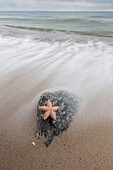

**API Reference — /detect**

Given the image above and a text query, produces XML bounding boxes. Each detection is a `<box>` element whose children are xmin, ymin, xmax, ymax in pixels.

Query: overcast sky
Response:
<box><xmin>0</xmin><ymin>0</ymin><xmax>113</xmax><ymax>11</ymax></box>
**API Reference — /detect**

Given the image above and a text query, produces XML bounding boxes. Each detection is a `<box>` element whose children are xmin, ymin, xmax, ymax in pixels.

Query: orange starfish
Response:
<box><xmin>39</xmin><ymin>100</ymin><xmax>59</xmax><ymax>120</ymax></box>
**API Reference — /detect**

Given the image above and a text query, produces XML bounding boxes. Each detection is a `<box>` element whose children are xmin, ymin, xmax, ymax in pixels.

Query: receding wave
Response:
<box><xmin>5</xmin><ymin>24</ymin><xmax>113</xmax><ymax>37</ymax></box>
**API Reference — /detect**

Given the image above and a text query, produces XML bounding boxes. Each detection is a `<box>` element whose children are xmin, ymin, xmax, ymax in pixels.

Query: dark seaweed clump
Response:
<box><xmin>37</xmin><ymin>90</ymin><xmax>82</xmax><ymax>147</ymax></box>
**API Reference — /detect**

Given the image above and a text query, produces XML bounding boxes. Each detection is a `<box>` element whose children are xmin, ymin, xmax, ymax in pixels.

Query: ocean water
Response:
<box><xmin>0</xmin><ymin>11</ymin><xmax>113</xmax><ymax>37</ymax></box>
<box><xmin>0</xmin><ymin>11</ymin><xmax>113</xmax><ymax>104</ymax></box>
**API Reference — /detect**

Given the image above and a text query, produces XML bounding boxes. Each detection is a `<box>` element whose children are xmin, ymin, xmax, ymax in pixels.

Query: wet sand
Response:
<box><xmin>0</xmin><ymin>86</ymin><xmax>113</xmax><ymax>170</ymax></box>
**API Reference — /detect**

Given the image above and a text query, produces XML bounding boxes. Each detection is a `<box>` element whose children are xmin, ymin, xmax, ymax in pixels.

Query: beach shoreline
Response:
<box><xmin>0</xmin><ymin>11</ymin><xmax>113</xmax><ymax>170</ymax></box>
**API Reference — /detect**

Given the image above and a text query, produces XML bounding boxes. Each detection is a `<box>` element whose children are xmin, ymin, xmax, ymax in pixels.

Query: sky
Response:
<box><xmin>0</xmin><ymin>0</ymin><xmax>113</xmax><ymax>11</ymax></box>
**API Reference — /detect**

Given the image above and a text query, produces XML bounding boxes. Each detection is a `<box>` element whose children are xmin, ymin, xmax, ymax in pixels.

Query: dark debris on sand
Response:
<box><xmin>37</xmin><ymin>90</ymin><xmax>82</xmax><ymax>147</ymax></box>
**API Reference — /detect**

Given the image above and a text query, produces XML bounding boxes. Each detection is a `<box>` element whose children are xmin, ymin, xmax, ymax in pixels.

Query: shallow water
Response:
<box><xmin>0</xmin><ymin>32</ymin><xmax>113</xmax><ymax>102</ymax></box>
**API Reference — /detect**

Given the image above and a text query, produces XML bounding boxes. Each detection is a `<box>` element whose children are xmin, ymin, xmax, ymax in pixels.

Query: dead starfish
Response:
<box><xmin>39</xmin><ymin>100</ymin><xmax>59</xmax><ymax>120</ymax></box>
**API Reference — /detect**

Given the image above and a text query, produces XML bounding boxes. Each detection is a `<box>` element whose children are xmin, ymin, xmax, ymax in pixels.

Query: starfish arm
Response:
<box><xmin>43</xmin><ymin>110</ymin><xmax>50</xmax><ymax>120</ymax></box>
<box><xmin>52</xmin><ymin>106</ymin><xmax>59</xmax><ymax>112</ymax></box>
<box><xmin>47</xmin><ymin>100</ymin><xmax>52</xmax><ymax>108</ymax></box>
<box><xmin>51</xmin><ymin>111</ymin><xmax>56</xmax><ymax>120</ymax></box>
<box><xmin>39</xmin><ymin>106</ymin><xmax>49</xmax><ymax>111</ymax></box>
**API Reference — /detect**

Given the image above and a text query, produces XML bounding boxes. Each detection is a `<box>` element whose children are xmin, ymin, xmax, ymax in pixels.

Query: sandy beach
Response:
<box><xmin>0</xmin><ymin>85</ymin><xmax>113</xmax><ymax>170</ymax></box>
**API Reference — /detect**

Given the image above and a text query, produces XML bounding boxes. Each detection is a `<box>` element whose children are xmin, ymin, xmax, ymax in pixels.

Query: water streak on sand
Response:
<box><xmin>0</xmin><ymin>35</ymin><xmax>113</xmax><ymax>102</ymax></box>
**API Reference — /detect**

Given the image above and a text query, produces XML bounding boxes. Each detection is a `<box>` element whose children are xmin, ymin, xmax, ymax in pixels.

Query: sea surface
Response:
<box><xmin>0</xmin><ymin>11</ymin><xmax>113</xmax><ymax>37</ymax></box>
<box><xmin>0</xmin><ymin>11</ymin><xmax>113</xmax><ymax>104</ymax></box>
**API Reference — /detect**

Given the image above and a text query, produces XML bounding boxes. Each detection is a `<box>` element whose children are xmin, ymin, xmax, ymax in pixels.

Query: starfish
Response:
<box><xmin>39</xmin><ymin>100</ymin><xmax>59</xmax><ymax>120</ymax></box>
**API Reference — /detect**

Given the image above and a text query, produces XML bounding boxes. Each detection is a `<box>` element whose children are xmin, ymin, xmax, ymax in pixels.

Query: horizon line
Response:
<box><xmin>0</xmin><ymin>10</ymin><xmax>113</xmax><ymax>12</ymax></box>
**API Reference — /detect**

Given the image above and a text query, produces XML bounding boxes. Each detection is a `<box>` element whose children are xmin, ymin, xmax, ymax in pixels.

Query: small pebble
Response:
<box><xmin>31</xmin><ymin>142</ymin><xmax>35</xmax><ymax>145</ymax></box>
